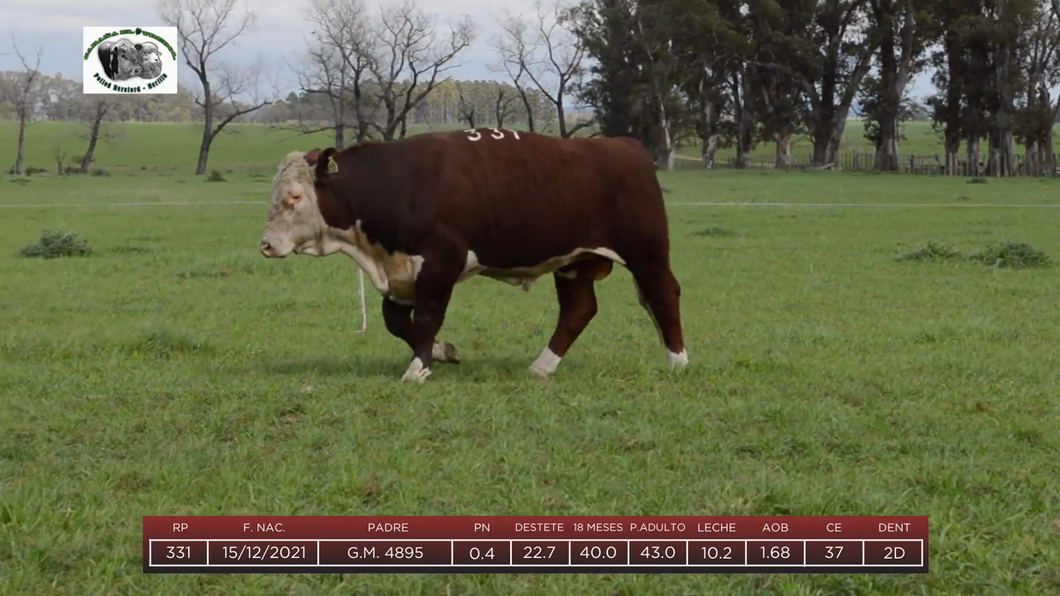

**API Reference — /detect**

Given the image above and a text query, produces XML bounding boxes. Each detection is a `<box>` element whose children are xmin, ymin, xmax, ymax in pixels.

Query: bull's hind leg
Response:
<box><xmin>530</xmin><ymin>258</ymin><xmax>613</xmax><ymax>378</ymax></box>
<box><xmin>381</xmin><ymin>298</ymin><xmax>460</xmax><ymax>365</ymax></box>
<box><xmin>627</xmin><ymin>260</ymin><xmax>687</xmax><ymax>371</ymax></box>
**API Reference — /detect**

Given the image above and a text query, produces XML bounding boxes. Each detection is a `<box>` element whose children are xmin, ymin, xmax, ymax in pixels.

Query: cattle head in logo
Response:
<box><xmin>138</xmin><ymin>42</ymin><xmax>163</xmax><ymax>79</ymax></box>
<box><xmin>97</xmin><ymin>38</ymin><xmax>139</xmax><ymax>79</ymax></box>
<box><xmin>97</xmin><ymin>37</ymin><xmax>163</xmax><ymax>81</ymax></box>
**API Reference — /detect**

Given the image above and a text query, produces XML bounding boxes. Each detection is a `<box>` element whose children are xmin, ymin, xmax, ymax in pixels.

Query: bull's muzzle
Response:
<box><xmin>259</xmin><ymin>240</ymin><xmax>276</xmax><ymax>257</ymax></box>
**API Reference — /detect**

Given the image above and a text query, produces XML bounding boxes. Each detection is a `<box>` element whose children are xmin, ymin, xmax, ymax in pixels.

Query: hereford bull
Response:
<box><xmin>258</xmin><ymin>128</ymin><xmax>687</xmax><ymax>382</ymax></box>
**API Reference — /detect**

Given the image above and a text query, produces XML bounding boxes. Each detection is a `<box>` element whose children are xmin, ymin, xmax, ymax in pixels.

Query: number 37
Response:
<box><xmin>465</xmin><ymin>128</ymin><xmax>520</xmax><ymax>141</ymax></box>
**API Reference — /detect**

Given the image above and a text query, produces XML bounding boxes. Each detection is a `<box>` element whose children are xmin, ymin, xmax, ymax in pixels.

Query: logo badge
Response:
<box><xmin>83</xmin><ymin>27</ymin><xmax>178</xmax><ymax>94</ymax></box>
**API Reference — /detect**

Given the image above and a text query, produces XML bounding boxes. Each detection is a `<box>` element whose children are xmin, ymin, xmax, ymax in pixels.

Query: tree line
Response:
<box><xmin>0</xmin><ymin>74</ymin><xmax>559</xmax><ymax>129</ymax></box>
<box><xmin>567</xmin><ymin>0</ymin><xmax>1060</xmax><ymax>176</ymax></box>
<box><xmin>5</xmin><ymin>0</ymin><xmax>1060</xmax><ymax>176</ymax></box>
<box><xmin>265</xmin><ymin>79</ymin><xmax>561</xmax><ymax>142</ymax></box>
<box><xmin>2</xmin><ymin>0</ymin><xmax>585</xmax><ymax>174</ymax></box>
<box><xmin>0</xmin><ymin>70</ymin><xmax>562</xmax><ymax>174</ymax></box>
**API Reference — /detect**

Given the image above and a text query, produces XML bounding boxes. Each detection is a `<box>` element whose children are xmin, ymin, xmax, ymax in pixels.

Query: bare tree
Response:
<box><xmin>78</xmin><ymin>98</ymin><xmax>116</xmax><ymax>173</ymax></box>
<box><xmin>454</xmin><ymin>81</ymin><xmax>477</xmax><ymax>128</ymax></box>
<box><xmin>291</xmin><ymin>37</ymin><xmax>352</xmax><ymax>147</ymax></box>
<box><xmin>4</xmin><ymin>35</ymin><xmax>44</xmax><ymax>175</ymax></box>
<box><xmin>50</xmin><ymin>135</ymin><xmax>69</xmax><ymax>175</ymax></box>
<box><xmin>501</xmin><ymin>1</ymin><xmax>593</xmax><ymax>138</ymax></box>
<box><xmin>158</xmin><ymin>0</ymin><xmax>276</xmax><ymax>174</ymax></box>
<box><xmin>493</xmin><ymin>85</ymin><xmax>519</xmax><ymax>128</ymax></box>
<box><xmin>289</xmin><ymin>0</ymin><xmax>377</xmax><ymax>148</ymax></box>
<box><xmin>364</xmin><ymin>0</ymin><xmax>475</xmax><ymax>140</ymax></box>
<box><xmin>492</xmin><ymin>14</ymin><xmax>538</xmax><ymax>131</ymax></box>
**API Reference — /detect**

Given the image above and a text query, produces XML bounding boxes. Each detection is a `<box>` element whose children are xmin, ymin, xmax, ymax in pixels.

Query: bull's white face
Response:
<box><xmin>259</xmin><ymin>154</ymin><xmax>332</xmax><ymax>258</ymax></box>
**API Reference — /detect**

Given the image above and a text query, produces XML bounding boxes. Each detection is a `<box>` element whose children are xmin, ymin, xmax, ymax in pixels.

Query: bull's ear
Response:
<box><xmin>315</xmin><ymin>148</ymin><xmax>338</xmax><ymax>180</ymax></box>
<box><xmin>304</xmin><ymin>148</ymin><xmax>322</xmax><ymax>166</ymax></box>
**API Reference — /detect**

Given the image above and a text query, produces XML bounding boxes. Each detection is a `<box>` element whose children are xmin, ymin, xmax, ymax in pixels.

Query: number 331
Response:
<box><xmin>465</xmin><ymin>128</ymin><xmax>521</xmax><ymax>141</ymax></box>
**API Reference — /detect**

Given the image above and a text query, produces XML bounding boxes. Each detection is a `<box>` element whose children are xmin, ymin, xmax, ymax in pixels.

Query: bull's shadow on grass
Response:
<box><xmin>260</xmin><ymin>356</ymin><xmax>394</xmax><ymax>377</ymax></box>
<box><xmin>124</xmin><ymin>330</ymin><xmax>214</xmax><ymax>358</ymax></box>
<box><xmin>692</xmin><ymin>226</ymin><xmax>738</xmax><ymax>238</ymax></box>
<box><xmin>108</xmin><ymin>244</ymin><xmax>152</xmax><ymax>255</ymax></box>
<box><xmin>257</xmin><ymin>353</ymin><xmax>532</xmax><ymax>381</ymax></box>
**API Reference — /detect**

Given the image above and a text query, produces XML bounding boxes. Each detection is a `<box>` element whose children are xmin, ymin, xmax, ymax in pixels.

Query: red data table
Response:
<box><xmin>143</xmin><ymin>516</ymin><xmax>928</xmax><ymax>574</ymax></box>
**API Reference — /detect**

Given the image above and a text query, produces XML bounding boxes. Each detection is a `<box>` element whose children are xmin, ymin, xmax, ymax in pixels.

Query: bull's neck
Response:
<box><xmin>311</xmin><ymin>225</ymin><xmax>350</xmax><ymax>256</ymax></box>
<box><xmin>326</xmin><ymin>223</ymin><xmax>392</xmax><ymax>296</ymax></box>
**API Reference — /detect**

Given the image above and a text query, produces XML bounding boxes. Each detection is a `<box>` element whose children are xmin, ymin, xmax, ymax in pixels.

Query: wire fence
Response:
<box><xmin>672</xmin><ymin>152</ymin><xmax>1060</xmax><ymax>177</ymax></box>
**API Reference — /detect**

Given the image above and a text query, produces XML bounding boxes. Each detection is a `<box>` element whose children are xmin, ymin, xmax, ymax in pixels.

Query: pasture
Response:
<box><xmin>1</xmin><ymin>125</ymin><xmax>1060</xmax><ymax>595</ymax></box>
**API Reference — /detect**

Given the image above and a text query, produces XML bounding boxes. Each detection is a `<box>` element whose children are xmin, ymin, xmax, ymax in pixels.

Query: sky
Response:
<box><xmin>0</xmin><ymin>0</ymin><xmax>937</xmax><ymax>106</ymax></box>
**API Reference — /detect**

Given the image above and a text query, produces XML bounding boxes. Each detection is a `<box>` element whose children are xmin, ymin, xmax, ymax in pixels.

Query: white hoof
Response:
<box><xmin>401</xmin><ymin>357</ymin><xmax>432</xmax><ymax>383</ymax></box>
<box><xmin>432</xmin><ymin>342</ymin><xmax>460</xmax><ymax>363</ymax></box>
<box><xmin>667</xmin><ymin>350</ymin><xmax>689</xmax><ymax>371</ymax></box>
<box><xmin>529</xmin><ymin>348</ymin><xmax>562</xmax><ymax>379</ymax></box>
<box><xmin>529</xmin><ymin>364</ymin><xmax>552</xmax><ymax>379</ymax></box>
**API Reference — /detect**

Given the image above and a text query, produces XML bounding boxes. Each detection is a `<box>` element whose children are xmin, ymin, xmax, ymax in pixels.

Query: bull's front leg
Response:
<box><xmin>381</xmin><ymin>298</ymin><xmax>461</xmax><ymax>366</ymax></box>
<box><xmin>401</xmin><ymin>255</ymin><xmax>462</xmax><ymax>383</ymax></box>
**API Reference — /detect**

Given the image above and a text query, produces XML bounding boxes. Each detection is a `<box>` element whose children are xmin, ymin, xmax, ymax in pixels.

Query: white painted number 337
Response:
<box><xmin>465</xmin><ymin>128</ymin><xmax>521</xmax><ymax>141</ymax></box>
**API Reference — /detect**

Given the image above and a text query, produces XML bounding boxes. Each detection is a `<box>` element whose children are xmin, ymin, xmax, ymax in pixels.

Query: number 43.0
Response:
<box><xmin>465</xmin><ymin>128</ymin><xmax>521</xmax><ymax>141</ymax></box>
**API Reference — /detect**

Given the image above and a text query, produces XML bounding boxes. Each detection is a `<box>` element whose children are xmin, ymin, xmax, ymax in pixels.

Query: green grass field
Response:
<box><xmin>2</xmin><ymin>124</ymin><xmax>1060</xmax><ymax>595</ymax></box>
